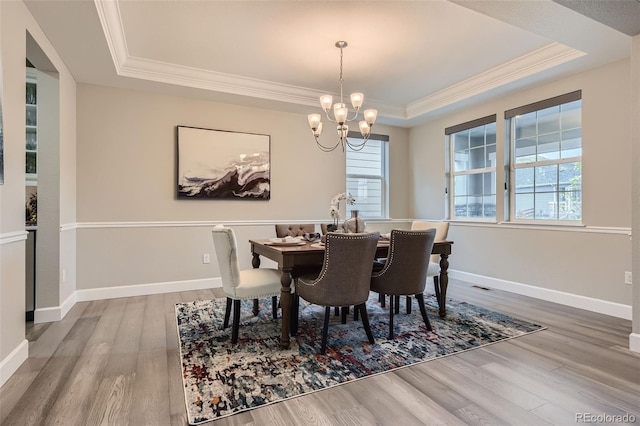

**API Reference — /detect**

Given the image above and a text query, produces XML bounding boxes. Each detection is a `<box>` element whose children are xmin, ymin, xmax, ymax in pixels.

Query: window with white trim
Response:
<box><xmin>446</xmin><ymin>115</ymin><xmax>497</xmax><ymax>220</ymax></box>
<box><xmin>506</xmin><ymin>91</ymin><xmax>582</xmax><ymax>221</ymax></box>
<box><xmin>346</xmin><ymin>134</ymin><xmax>388</xmax><ymax>219</ymax></box>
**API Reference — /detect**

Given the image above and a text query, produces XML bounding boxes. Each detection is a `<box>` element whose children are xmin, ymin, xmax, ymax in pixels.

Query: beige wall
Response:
<box><xmin>0</xmin><ymin>1</ymin><xmax>76</xmax><ymax>379</ymax></box>
<box><xmin>75</xmin><ymin>84</ymin><xmax>410</xmax><ymax>290</ymax></box>
<box><xmin>410</xmin><ymin>59</ymin><xmax>633</xmax><ymax>306</ymax></box>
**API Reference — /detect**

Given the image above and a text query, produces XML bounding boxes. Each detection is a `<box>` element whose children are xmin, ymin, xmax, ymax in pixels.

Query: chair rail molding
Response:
<box><xmin>0</xmin><ymin>231</ymin><xmax>28</xmax><ymax>245</ymax></box>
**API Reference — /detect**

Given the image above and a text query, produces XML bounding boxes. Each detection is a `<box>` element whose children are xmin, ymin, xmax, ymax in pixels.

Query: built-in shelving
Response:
<box><xmin>26</xmin><ymin>68</ymin><xmax>37</xmax><ymax>184</ymax></box>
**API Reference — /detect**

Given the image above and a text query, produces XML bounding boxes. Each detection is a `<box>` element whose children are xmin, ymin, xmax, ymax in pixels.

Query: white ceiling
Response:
<box><xmin>24</xmin><ymin>0</ymin><xmax>637</xmax><ymax>127</ymax></box>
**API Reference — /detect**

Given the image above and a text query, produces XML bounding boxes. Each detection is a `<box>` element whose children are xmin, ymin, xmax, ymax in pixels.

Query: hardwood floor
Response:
<box><xmin>1</xmin><ymin>280</ymin><xmax>638</xmax><ymax>425</ymax></box>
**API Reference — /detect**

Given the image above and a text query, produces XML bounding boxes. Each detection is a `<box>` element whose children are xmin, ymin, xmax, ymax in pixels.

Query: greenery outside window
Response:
<box><xmin>346</xmin><ymin>133</ymin><xmax>389</xmax><ymax>219</ymax></box>
<box><xmin>506</xmin><ymin>91</ymin><xmax>582</xmax><ymax>222</ymax></box>
<box><xmin>446</xmin><ymin>115</ymin><xmax>497</xmax><ymax>220</ymax></box>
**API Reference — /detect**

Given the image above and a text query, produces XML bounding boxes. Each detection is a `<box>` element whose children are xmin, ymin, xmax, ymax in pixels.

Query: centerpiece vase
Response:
<box><xmin>343</xmin><ymin>210</ymin><xmax>365</xmax><ymax>233</ymax></box>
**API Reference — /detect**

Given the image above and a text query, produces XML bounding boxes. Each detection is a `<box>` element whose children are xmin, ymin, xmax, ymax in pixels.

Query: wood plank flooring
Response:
<box><xmin>1</xmin><ymin>280</ymin><xmax>638</xmax><ymax>425</ymax></box>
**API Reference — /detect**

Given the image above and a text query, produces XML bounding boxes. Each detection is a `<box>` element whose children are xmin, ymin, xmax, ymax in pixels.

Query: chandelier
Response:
<box><xmin>307</xmin><ymin>41</ymin><xmax>378</xmax><ymax>152</ymax></box>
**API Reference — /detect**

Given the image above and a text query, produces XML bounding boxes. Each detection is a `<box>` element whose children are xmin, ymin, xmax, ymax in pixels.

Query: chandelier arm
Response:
<box><xmin>314</xmin><ymin>135</ymin><xmax>342</xmax><ymax>152</ymax></box>
<box><xmin>345</xmin><ymin>108</ymin><xmax>361</xmax><ymax>122</ymax></box>
<box><xmin>345</xmin><ymin>136</ymin><xmax>370</xmax><ymax>151</ymax></box>
<box><xmin>323</xmin><ymin>110</ymin><xmax>337</xmax><ymax>123</ymax></box>
<box><xmin>346</xmin><ymin>143</ymin><xmax>368</xmax><ymax>152</ymax></box>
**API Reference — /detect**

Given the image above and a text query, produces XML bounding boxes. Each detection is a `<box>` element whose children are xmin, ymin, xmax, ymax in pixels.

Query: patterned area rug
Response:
<box><xmin>176</xmin><ymin>293</ymin><xmax>544</xmax><ymax>424</ymax></box>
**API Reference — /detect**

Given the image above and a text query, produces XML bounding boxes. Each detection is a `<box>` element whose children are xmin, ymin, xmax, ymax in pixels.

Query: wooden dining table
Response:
<box><xmin>250</xmin><ymin>238</ymin><xmax>453</xmax><ymax>349</ymax></box>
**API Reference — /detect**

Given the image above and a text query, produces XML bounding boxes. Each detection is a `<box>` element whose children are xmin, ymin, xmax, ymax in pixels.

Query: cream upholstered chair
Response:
<box><xmin>211</xmin><ymin>226</ymin><xmax>282</xmax><ymax>344</ymax></box>
<box><xmin>370</xmin><ymin>229</ymin><xmax>436</xmax><ymax>339</ymax></box>
<box><xmin>294</xmin><ymin>232</ymin><xmax>380</xmax><ymax>354</ymax></box>
<box><xmin>408</xmin><ymin>220</ymin><xmax>450</xmax><ymax>312</ymax></box>
<box><xmin>275</xmin><ymin>224</ymin><xmax>315</xmax><ymax>238</ymax></box>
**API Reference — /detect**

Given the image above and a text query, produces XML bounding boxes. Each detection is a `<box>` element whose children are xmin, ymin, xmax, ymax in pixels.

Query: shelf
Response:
<box><xmin>26</xmin><ymin>69</ymin><xmax>38</xmax><ymax>183</ymax></box>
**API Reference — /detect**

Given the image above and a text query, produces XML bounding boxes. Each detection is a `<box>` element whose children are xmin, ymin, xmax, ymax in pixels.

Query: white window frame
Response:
<box><xmin>505</xmin><ymin>90</ymin><xmax>582</xmax><ymax>224</ymax></box>
<box><xmin>346</xmin><ymin>133</ymin><xmax>389</xmax><ymax>219</ymax></box>
<box><xmin>445</xmin><ymin>115</ymin><xmax>497</xmax><ymax>221</ymax></box>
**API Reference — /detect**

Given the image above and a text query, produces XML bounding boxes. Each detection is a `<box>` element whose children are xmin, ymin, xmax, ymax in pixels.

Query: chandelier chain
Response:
<box><xmin>339</xmin><ymin>46</ymin><xmax>344</xmax><ymax>103</ymax></box>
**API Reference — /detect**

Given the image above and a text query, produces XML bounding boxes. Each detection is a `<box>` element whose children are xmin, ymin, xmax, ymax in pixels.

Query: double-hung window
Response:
<box><xmin>446</xmin><ymin>115</ymin><xmax>497</xmax><ymax>220</ymax></box>
<box><xmin>346</xmin><ymin>133</ymin><xmax>389</xmax><ymax>219</ymax></box>
<box><xmin>505</xmin><ymin>91</ymin><xmax>582</xmax><ymax>222</ymax></box>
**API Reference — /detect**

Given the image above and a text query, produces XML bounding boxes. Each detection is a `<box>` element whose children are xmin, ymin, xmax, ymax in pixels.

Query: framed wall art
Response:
<box><xmin>177</xmin><ymin>126</ymin><xmax>270</xmax><ymax>199</ymax></box>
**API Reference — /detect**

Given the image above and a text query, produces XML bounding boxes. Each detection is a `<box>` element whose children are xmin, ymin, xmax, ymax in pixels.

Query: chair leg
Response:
<box><xmin>272</xmin><ymin>296</ymin><xmax>278</xmax><ymax>319</ymax></box>
<box><xmin>433</xmin><ymin>276</ymin><xmax>441</xmax><ymax>305</ymax></box>
<box><xmin>291</xmin><ymin>295</ymin><xmax>300</xmax><ymax>336</ymax></box>
<box><xmin>341</xmin><ymin>306</ymin><xmax>348</xmax><ymax>324</ymax></box>
<box><xmin>388</xmin><ymin>295</ymin><xmax>395</xmax><ymax>339</ymax></box>
<box><xmin>358</xmin><ymin>303</ymin><xmax>375</xmax><ymax>344</ymax></box>
<box><xmin>406</xmin><ymin>296</ymin><xmax>412</xmax><ymax>314</ymax></box>
<box><xmin>378</xmin><ymin>292</ymin><xmax>385</xmax><ymax>307</ymax></box>
<box><xmin>334</xmin><ymin>307</ymin><xmax>340</xmax><ymax>316</ymax></box>
<box><xmin>223</xmin><ymin>297</ymin><xmax>232</xmax><ymax>329</ymax></box>
<box><xmin>415</xmin><ymin>293</ymin><xmax>432</xmax><ymax>331</ymax></box>
<box><xmin>394</xmin><ymin>295</ymin><xmax>400</xmax><ymax>314</ymax></box>
<box><xmin>321</xmin><ymin>306</ymin><xmax>331</xmax><ymax>354</ymax></box>
<box><xmin>353</xmin><ymin>304</ymin><xmax>359</xmax><ymax>321</ymax></box>
<box><xmin>231</xmin><ymin>299</ymin><xmax>241</xmax><ymax>343</ymax></box>
<box><xmin>252</xmin><ymin>298</ymin><xmax>259</xmax><ymax>316</ymax></box>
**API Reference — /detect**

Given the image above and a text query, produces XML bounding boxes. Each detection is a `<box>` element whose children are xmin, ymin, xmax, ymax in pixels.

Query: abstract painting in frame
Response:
<box><xmin>177</xmin><ymin>126</ymin><xmax>270</xmax><ymax>199</ymax></box>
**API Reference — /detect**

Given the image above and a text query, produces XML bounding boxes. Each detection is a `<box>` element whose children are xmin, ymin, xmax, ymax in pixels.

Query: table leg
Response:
<box><xmin>438</xmin><ymin>253</ymin><xmax>450</xmax><ymax>318</ymax></box>
<box><xmin>279</xmin><ymin>268</ymin><xmax>293</xmax><ymax>349</ymax></box>
<box><xmin>251</xmin><ymin>252</ymin><xmax>261</xmax><ymax>269</ymax></box>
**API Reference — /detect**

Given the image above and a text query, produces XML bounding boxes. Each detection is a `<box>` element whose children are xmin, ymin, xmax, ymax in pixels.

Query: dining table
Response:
<box><xmin>250</xmin><ymin>236</ymin><xmax>454</xmax><ymax>349</ymax></box>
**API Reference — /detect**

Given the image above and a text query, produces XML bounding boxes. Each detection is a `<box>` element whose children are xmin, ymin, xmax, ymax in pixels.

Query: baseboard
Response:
<box><xmin>32</xmin><ymin>278</ymin><xmax>223</xmax><ymax>323</ymax></box>
<box><xmin>450</xmin><ymin>270</ymin><xmax>632</xmax><ymax>320</ymax></box>
<box><xmin>0</xmin><ymin>339</ymin><xmax>28</xmax><ymax>388</ymax></box>
<box><xmin>75</xmin><ymin>277</ymin><xmax>222</xmax><ymax>302</ymax></box>
<box><xmin>34</xmin><ymin>292</ymin><xmax>78</xmax><ymax>324</ymax></box>
<box><xmin>630</xmin><ymin>333</ymin><xmax>640</xmax><ymax>353</ymax></box>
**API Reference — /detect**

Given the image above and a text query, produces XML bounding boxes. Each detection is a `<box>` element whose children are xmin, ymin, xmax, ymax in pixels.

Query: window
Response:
<box><xmin>506</xmin><ymin>91</ymin><xmax>582</xmax><ymax>221</ymax></box>
<box><xmin>346</xmin><ymin>133</ymin><xmax>388</xmax><ymax>219</ymax></box>
<box><xmin>446</xmin><ymin>115</ymin><xmax>497</xmax><ymax>220</ymax></box>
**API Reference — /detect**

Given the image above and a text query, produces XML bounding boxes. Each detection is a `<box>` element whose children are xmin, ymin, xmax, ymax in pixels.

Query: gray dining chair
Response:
<box><xmin>405</xmin><ymin>220</ymin><xmax>450</xmax><ymax>313</ymax></box>
<box><xmin>275</xmin><ymin>224</ymin><xmax>316</xmax><ymax>238</ymax></box>
<box><xmin>211</xmin><ymin>225</ymin><xmax>282</xmax><ymax>344</ymax></box>
<box><xmin>370</xmin><ymin>229</ymin><xmax>436</xmax><ymax>339</ymax></box>
<box><xmin>294</xmin><ymin>232</ymin><xmax>380</xmax><ymax>354</ymax></box>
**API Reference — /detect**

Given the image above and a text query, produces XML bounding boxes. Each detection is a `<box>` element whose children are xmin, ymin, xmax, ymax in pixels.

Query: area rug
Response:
<box><xmin>176</xmin><ymin>293</ymin><xmax>544</xmax><ymax>424</ymax></box>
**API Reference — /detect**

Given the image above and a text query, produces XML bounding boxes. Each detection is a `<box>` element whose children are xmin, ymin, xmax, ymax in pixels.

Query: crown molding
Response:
<box><xmin>406</xmin><ymin>43</ymin><xmax>585</xmax><ymax>119</ymax></box>
<box><xmin>94</xmin><ymin>0</ymin><xmax>584</xmax><ymax>123</ymax></box>
<box><xmin>94</xmin><ymin>0</ymin><xmax>128</xmax><ymax>70</ymax></box>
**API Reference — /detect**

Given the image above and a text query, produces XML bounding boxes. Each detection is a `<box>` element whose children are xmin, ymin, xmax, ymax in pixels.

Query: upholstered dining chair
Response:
<box><xmin>370</xmin><ymin>229</ymin><xmax>436</xmax><ymax>339</ymax></box>
<box><xmin>211</xmin><ymin>225</ymin><xmax>282</xmax><ymax>344</ymax></box>
<box><xmin>409</xmin><ymin>220</ymin><xmax>450</xmax><ymax>312</ymax></box>
<box><xmin>294</xmin><ymin>232</ymin><xmax>380</xmax><ymax>354</ymax></box>
<box><xmin>275</xmin><ymin>224</ymin><xmax>316</xmax><ymax>238</ymax></box>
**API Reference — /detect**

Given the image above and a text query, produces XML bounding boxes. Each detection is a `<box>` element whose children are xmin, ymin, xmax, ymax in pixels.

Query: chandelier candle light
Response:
<box><xmin>307</xmin><ymin>41</ymin><xmax>378</xmax><ymax>152</ymax></box>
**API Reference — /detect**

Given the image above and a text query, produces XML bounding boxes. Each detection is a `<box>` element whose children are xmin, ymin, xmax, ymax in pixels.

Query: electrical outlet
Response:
<box><xmin>624</xmin><ymin>271</ymin><xmax>632</xmax><ymax>285</ymax></box>
<box><xmin>202</xmin><ymin>253</ymin><xmax>211</xmax><ymax>264</ymax></box>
